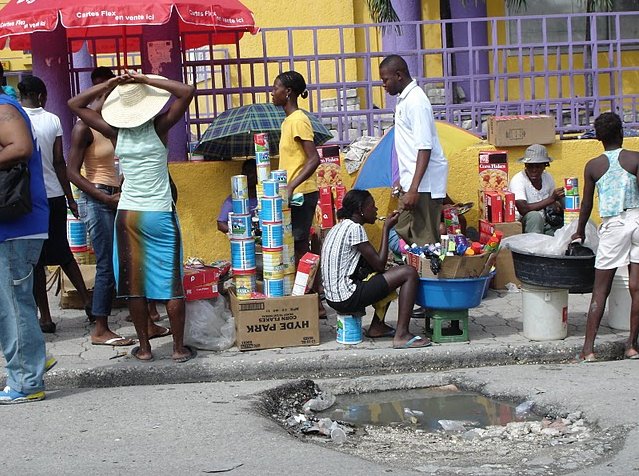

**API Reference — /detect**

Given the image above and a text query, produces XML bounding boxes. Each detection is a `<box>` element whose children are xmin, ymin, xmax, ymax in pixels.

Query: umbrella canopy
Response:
<box><xmin>0</xmin><ymin>0</ymin><xmax>257</xmax><ymax>52</ymax></box>
<box><xmin>193</xmin><ymin>103</ymin><xmax>334</xmax><ymax>160</ymax></box>
<box><xmin>353</xmin><ymin>122</ymin><xmax>481</xmax><ymax>189</ymax></box>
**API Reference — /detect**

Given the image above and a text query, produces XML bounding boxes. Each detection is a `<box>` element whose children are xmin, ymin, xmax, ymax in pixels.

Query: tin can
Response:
<box><xmin>254</xmin><ymin>132</ymin><xmax>269</xmax><ymax>153</ymax></box>
<box><xmin>232</xmin><ymin>198</ymin><xmax>250</xmax><ymax>215</ymax></box>
<box><xmin>260</xmin><ymin>196</ymin><xmax>283</xmax><ymax>222</ymax></box>
<box><xmin>264</xmin><ymin>278</ymin><xmax>284</xmax><ymax>298</ymax></box>
<box><xmin>282</xmin><ymin>243</ymin><xmax>296</xmax><ymax>272</ymax></box>
<box><xmin>230</xmin><ymin>238</ymin><xmax>256</xmax><ymax>270</ymax></box>
<box><xmin>256</xmin><ymin>164</ymin><xmax>271</xmax><ymax>182</ymax></box>
<box><xmin>564</xmin><ymin>195</ymin><xmax>580</xmax><ymax>210</ymax></box>
<box><xmin>234</xmin><ymin>270</ymin><xmax>257</xmax><ymax>300</ymax></box>
<box><xmin>564</xmin><ymin>177</ymin><xmax>579</xmax><ymax>196</ymax></box>
<box><xmin>262</xmin><ymin>247</ymin><xmax>285</xmax><ymax>279</ymax></box>
<box><xmin>564</xmin><ymin>210</ymin><xmax>580</xmax><ymax>225</ymax></box>
<box><xmin>255</xmin><ymin>151</ymin><xmax>270</xmax><ymax>166</ymax></box>
<box><xmin>231</xmin><ymin>175</ymin><xmax>248</xmax><ymax>199</ymax></box>
<box><xmin>262</xmin><ymin>222</ymin><xmax>283</xmax><ymax>248</ymax></box>
<box><xmin>270</xmin><ymin>169</ymin><xmax>288</xmax><ymax>184</ymax></box>
<box><xmin>282</xmin><ymin>208</ymin><xmax>292</xmax><ymax>226</ymax></box>
<box><xmin>262</xmin><ymin>179</ymin><xmax>280</xmax><ymax>198</ymax></box>
<box><xmin>229</xmin><ymin>213</ymin><xmax>252</xmax><ymax>239</ymax></box>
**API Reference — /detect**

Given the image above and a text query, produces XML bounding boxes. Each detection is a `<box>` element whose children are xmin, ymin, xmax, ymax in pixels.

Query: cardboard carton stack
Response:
<box><xmin>316</xmin><ymin>145</ymin><xmax>346</xmax><ymax>230</ymax></box>
<box><xmin>478</xmin><ymin>150</ymin><xmax>515</xmax><ymax>224</ymax></box>
<box><xmin>487</xmin><ymin>115</ymin><xmax>556</xmax><ymax>147</ymax></box>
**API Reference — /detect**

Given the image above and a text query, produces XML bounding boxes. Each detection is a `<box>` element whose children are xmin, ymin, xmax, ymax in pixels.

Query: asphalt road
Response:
<box><xmin>2</xmin><ymin>361</ymin><xmax>637</xmax><ymax>475</ymax></box>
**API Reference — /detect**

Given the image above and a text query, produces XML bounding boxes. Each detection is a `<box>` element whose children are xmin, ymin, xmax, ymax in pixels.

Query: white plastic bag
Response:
<box><xmin>502</xmin><ymin>219</ymin><xmax>599</xmax><ymax>256</ymax></box>
<box><xmin>184</xmin><ymin>297</ymin><xmax>235</xmax><ymax>351</ymax></box>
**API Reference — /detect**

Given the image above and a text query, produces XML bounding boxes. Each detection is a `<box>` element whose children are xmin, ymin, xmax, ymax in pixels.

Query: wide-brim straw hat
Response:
<box><xmin>518</xmin><ymin>144</ymin><xmax>554</xmax><ymax>164</ymax></box>
<box><xmin>102</xmin><ymin>74</ymin><xmax>171</xmax><ymax>129</ymax></box>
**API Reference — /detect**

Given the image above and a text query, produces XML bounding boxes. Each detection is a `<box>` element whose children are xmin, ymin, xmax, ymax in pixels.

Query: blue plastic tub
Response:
<box><xmin>416</xmin><ymin>275</ymin><xmax>491</xmax><ymax>310</ymax></box>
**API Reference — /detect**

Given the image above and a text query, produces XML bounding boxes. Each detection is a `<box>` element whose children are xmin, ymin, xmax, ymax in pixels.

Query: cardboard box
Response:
<box><xmin>292</xmin><ymin>252</ymin><xmax>320</xmax><ymax>296</ymax></box>
<box><xmin>230</xmin><ymin>290</ymin><xmax>320</xmax><ymax>351</ymax></box>
<box><xmin>502</xmin><ymin>191</ymin><xmax>516</xmax><ymax>222</ymax></box>
<box><xmin>319</xmin><ymin>186</ymin><xmax>333</xmax><ymax>206</ymax></box>
<box><xmin>478</xmin><ymin>150</ymin><xmax>508</xmax><ymax>191</ymax></box>
<box><xmin>489</xmin><ymin>221</ymin><xmax>523</xmax><ymax>290</ymax></box>
<box><xmin>487</xmin><ymin>115</ymin><xmax>556</xmax><ymax>147</ymax></box>
<box><xmin>319</xmin><ymin>203</ymin><xmax>335</xmax><ymax>229</ymax></box>
<box><xmin>183</xmin><ymin>266</ymin><xmax>221</xmax><ymax>301</ymax></box>
<box><xmin>407</xmin><ymin>252</ymin><xmax>491</xmax><ymax>279</ymax></box>
<box><xmin>334</xmin><ymin>184</ymin><xmax>346</xmax><ymax>211</ymax></box>
<box><xmin>483</xmin><ymin>191</ymin><xmax>504</xmax><ymax>223</ymax></box>
<box><xmin>316</xmin><ymin>145</ymin><xmax>342</xmax><ymax>188</ymax></box>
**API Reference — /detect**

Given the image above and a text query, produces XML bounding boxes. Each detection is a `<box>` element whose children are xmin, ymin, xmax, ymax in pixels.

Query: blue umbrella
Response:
<box><xmin>353</xmin><ymin>126</ymin><xmax>398</xmax><ymax>189</ymax></box>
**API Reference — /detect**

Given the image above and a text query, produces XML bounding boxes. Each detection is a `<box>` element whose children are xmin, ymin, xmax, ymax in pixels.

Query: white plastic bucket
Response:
<box><xmin>521</xmin><ymin>286</ymin><xmax>568</xmax><ymax>341</ymax></box>
<box><xmin>336</xmin><ymin>314</ymin><xmax>362</xmax><ymax>345</ymax></box>
<box><xmin>607</xmin><ymin>266</ymin><xmax>630</xmax><ymax>331</ymax></box>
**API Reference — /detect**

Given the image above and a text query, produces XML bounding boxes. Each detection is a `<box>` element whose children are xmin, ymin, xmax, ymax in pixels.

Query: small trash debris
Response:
<box><xmin>303</xmin><ymin>390</ymin><xmax>336</xmax><ymax>413</ymax></box>
<box><xmin>505</xmin><ymin>282</ymin><xmax>520</xmax><ymax>293</ymax></box>
<box><xmin>438</xmin><ymin>420</ymin><xmax>467</xmax><ymax>432</ymax></box>
<box><xmin>330</xmin><ymin>426</ymin><xmax>347</xmax><ymax>444</ymax></box>
<box><xmin>515</xmin><ymin>400</ymin><xmax>534</xmax><ymax>417</ymax></box>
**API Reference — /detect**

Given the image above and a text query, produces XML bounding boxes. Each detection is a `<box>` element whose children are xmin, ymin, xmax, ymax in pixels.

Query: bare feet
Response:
<box><xmin>148</xmin><ymin>324</ymin><xmax>171</xmax><ymax>340</ymax></box>
<box><xmin>131</xmin><ymin>346</ymin><xmax>154</xmax><ymax>362</ymax></box>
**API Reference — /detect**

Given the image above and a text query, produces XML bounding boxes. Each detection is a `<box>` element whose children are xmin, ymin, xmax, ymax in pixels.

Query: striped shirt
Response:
<box><xmin>321</xmin><ymin>219</ymin><xmax>368</xmax><ymax>302</ymax></box>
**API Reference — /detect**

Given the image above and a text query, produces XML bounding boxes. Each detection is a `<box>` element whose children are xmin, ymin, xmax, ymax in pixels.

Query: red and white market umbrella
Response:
<box><xmin>0</xmin><ymin>0</ymin><xmax>258</xmax><ymax>52</ymax></box>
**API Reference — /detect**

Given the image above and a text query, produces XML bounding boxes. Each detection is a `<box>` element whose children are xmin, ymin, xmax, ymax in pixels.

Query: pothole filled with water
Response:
<box><xmin>260</xmin><ymin>379</ymin><xmax>625</xmax><ymax>476</ymax></box>
<box><xmin>319</xmin><ymin>386</ymin><xmax>536</xmax><ymax>432</ymax></box>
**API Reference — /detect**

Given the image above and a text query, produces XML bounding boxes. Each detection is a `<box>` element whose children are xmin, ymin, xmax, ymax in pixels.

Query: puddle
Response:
<box><xmin>319</xmin><ymin>387</ymin><xmax>534</xmax><ymax>432</ymax></box>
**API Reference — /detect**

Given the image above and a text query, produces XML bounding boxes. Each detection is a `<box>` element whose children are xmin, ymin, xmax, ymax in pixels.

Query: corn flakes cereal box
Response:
<box><xmin>478</xmin><ymin>151</ymin><xmax>508</xmax><ymax>191</ymax></box>
<box><xmin>316</xmin><ymin>145</ymin><xmax>342</xmax><ymax>188</ymax></box>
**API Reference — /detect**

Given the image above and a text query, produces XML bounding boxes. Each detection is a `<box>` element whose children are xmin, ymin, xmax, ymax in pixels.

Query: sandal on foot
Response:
<box><xmin>148</xmin><ymin>326</ymin><xmax>171</xmax><ymax>340</ymax></box>
<box><xmin>173</xmin><ymin>346</ymin><xmax>197</xmax><ymax>363</ymax></box>
<box><xmin>624</xmin><ymin>352</ymin><xmax>639</xmax><ymax>360</ymax></box>
<box><xmin>393</xmin><ymin>335</ymin><xmax>432</xmax><ymax>349</ymax></box>
<box><xmin>92</xmin><ymin>336</ymin><xmax>136</xmax><ymax>347</ymax></box>
<box><xmin>131</xmin><ymin>346</ymin><xmax>154</xmax><ymax>362</ymax></box>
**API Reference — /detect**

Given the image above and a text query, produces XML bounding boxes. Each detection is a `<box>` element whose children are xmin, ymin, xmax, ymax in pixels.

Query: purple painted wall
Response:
<box><xmin>449</xmin><ymin>0</ymin><xmax>490</xmax><ymax>102</ymax></box>
<box><xmin>31</xmin><ymin>23</ymin><xmax>73</xmax><ymax>158</ymax></box>
<box><xmin>141</xmin><ymin>13</ymin><xmax>189</xmax><ymax>162</ymax></box>
<box><xmin>381</xmin><ymin>0</ymin><xmax>421</xmax><ymax>109</ymax></box>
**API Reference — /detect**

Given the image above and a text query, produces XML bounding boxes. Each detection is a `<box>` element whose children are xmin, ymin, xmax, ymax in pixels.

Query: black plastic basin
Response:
<box><xmin>511</xmin><ymin>249</ymin><xmax>595</xmax><ymax>294</ymax></box>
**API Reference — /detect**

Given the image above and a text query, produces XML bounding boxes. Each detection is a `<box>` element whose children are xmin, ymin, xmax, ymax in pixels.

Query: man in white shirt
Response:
<box><xmin>379</xmin><ymin>55</ymin><xmax>449</xmax><ymax>246</ymax></box>
<box><xmin>509</xmin><ymin>144</ymin><xmax>565</xmax><ymax>235</ymax></box>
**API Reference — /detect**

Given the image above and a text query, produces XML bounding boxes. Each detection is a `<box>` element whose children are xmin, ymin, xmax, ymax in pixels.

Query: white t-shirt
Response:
<box><xmin>24</xmin><ymin>107</ymin><xmax>64</xmax><ymax>199</ymax></box>
<box><xmin>509</xmin><ymin>170</ymin><xmax>556</xmax><ymax>219</ymax></box>
<box><xmin>321</xmin><ymin>219</ymin><xmax>368</xmax><ymax>302</ymax></box>
<box><xmin>394</xmin><ymin>80</ymin><xmax>448</xmax><ymax>198</ymax></box>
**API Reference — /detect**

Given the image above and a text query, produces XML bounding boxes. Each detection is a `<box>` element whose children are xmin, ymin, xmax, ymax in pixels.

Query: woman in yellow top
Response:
<box><xmin>271</xmin><ymin>71</ymin><xmax>321</xmax><ymax>263</ymax></box>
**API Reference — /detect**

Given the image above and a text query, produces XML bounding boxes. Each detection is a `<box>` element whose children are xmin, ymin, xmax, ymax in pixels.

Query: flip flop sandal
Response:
<box><xmin>393</xmin><ymin>335</ymin><xmax>432</xmax><ymax>349</ymax></box>
<box><xmin>131</xmin><ymin>346</ymin><xmax>154</xmax><ymax>362</ymax></box>
<box><xmin>455</xmin><ymin>202</ymin><xmax>474</xmax><ymax>215</ymax></box>
<box><xmin>92</xmin><ymin>336</ymin><xmax>136</xmax><ymax>347</ymax></box>
<box><xmin>148</xmin><ymin>327</ymin><xmax>172</xmax><ymax>340</ymax></box>
<box><xmin>173</xmin><ymin>346</ymin><xmax>197</xmax><ymax>363</ymax></box>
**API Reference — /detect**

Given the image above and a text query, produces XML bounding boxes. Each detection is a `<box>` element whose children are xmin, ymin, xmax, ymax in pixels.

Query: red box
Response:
<box><xmin>319</xmin><ymin>203</ymin><xmax>335</xmax><ymax>229</ymax></box>
<box><xmin>479</xmin><ymin>219</ymin><xmax>494</xmax><ymax>238</ymax></box>
<box><xmin>334</xmin><ymin>184</ymin><xmax>346</xmax><ymax>211</ymax></box>
<box><xmin>483</xmin><ymin>191</ymin><xmax>503</xmax><ymax>223</ymax></box>
<box><xmin>183</xmin><ymin>266</ymin><xmax>220</xmax><ymax>301</ymax></box>
<box><xmin>292</xmin><ymin>252</ymin><xmax>320</xmax><ymax>296</ymax></box>
<box><xmin>502</xmin><ymin>191</ymin><xmax>516</xmax><ymax>222</ymax></box>
<box><xmin>319</xmin><ymin>186</ymin><xmax>333</xmax><ymax>206</ymax></box>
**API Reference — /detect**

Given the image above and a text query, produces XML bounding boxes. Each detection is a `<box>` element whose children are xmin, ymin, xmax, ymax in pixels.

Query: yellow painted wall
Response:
<box><xmin>171</xmin><ymin>136</ymin><xmax>639</xmax><ymax>262</ymax></box>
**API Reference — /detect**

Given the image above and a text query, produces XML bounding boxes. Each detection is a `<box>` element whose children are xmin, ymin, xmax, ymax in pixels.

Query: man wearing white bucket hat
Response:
<box><xmin>508</xmin><ymin>144</ymin><xmax>565</xmax><ymax>235</ymax></box>
<box><xmin>69</xmin><ymin>71</ymin><xmax>196</xmax><ymax>363</ymax></box>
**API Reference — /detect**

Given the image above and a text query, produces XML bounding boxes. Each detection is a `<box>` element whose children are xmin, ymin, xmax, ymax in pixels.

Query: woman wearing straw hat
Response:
<box><xmin>508</xmin><ymin>144</ymin><xmax>565</xmax><ymax>235</ymax></box>
<box><xmin>68</xmin><ymin>71</ymin><xmax>196</xmax><ymax>363</ymax></box>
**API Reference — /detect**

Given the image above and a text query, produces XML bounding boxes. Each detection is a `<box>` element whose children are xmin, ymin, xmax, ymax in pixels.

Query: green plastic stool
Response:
<box><xmin>425</xmin><ymin>309</ymin><xmax>470</xmax><ymax>343</ymax></box>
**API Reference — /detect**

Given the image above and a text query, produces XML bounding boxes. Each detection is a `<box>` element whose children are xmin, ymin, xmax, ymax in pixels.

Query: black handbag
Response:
<box><xmin>0</xmin><ymin>161</ymin><xmax>32</xmax><ymax>221</ymax></box>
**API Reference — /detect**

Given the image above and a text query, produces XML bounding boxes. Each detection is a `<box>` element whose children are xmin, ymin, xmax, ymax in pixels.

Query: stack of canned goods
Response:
<box><xmin>270</xmin><ymin>169</ymin><xmax>296</xmax><ymax>295</ymax></box>
<box><xmin>260</xmin><ymin>180</ymin><xmax>285</xmax><ymax>297</ymax></box>
<box><xmin>255</xmin><ymin>132</ymin><xmax>271</xmax><ymax>204</ymax></box>
<box><xmin>564</xmin><ymin>177</ymin><xmax>580</xmax><ymax>225</ymax></box>
<box><xmin>230</xmin><ymin>173</ymin><xmax>257</xmax><ymax>299</ymax></box>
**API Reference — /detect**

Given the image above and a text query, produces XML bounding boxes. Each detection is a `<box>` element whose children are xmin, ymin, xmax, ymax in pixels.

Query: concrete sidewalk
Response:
<box><xmin>1</xmin><ymin>287</ymin><xmax>631</xmax><ymax>390</ymax></box>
